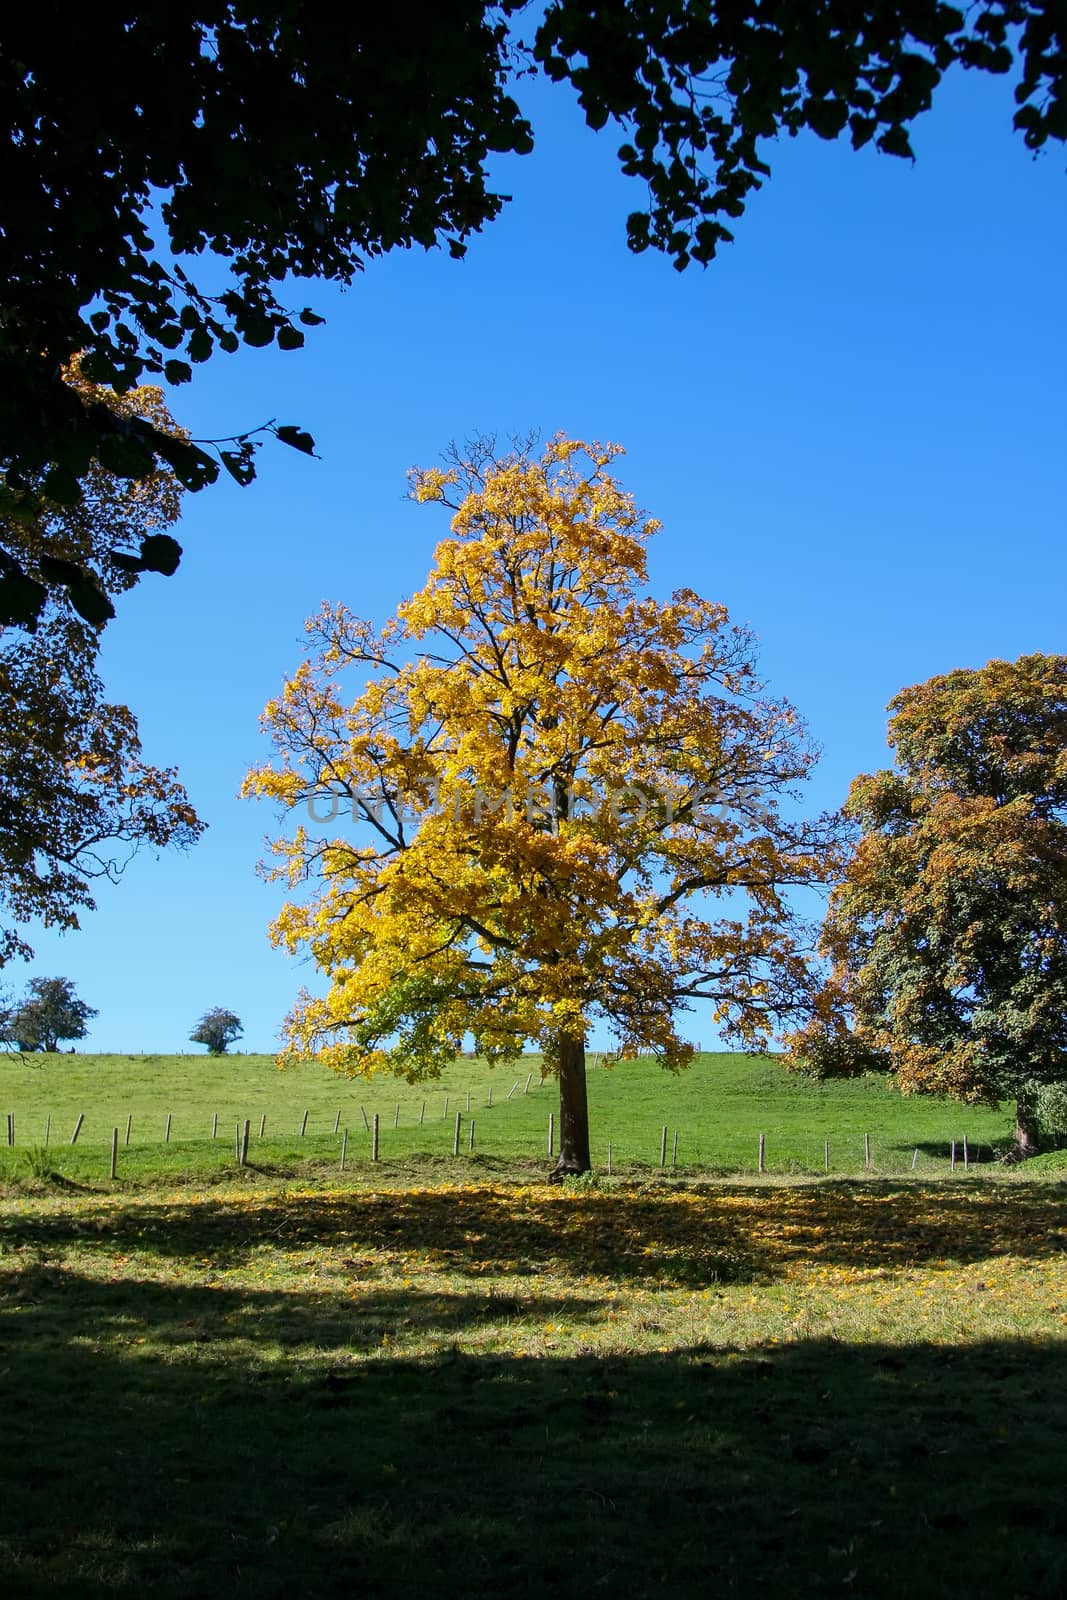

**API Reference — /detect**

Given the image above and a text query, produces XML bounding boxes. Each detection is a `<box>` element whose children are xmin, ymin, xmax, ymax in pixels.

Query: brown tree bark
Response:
<box><xmin>1013</xmin><ymin>1093</ymin><xmax>1041</xmax><ymax>1159</ymax></box>
<box><xmin>550</xmin><ymin>1032</ymin><xmax>591</xmax><ymax>1177</ymax></box>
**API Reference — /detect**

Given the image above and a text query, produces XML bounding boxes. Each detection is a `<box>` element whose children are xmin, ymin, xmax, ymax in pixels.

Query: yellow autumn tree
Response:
<box><xmin>245</xmin><ymin>437</ymin><xmax>840</xmax><ymax>1173</ymax></box>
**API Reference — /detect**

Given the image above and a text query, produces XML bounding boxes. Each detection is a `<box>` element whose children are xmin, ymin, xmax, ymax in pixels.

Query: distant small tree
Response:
<box><xmin>2</xmin><ymin>976</ymin><xmax>97</xmax><ymax>1052</ymax></box>
<box><xmin>190</xmin><ymin>1008</ymin><xmax>243</xmax><ymax>1056</ymax></box>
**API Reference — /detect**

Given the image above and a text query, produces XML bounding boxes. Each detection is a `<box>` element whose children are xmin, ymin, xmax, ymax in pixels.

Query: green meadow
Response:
<box><xmin>2</xmin><ymin>1052</ymin><xmax>1065</xmax><ymax>1596</ymax></box>
<box><xmin>0</xmin><ymin>1171</ymin><xmax>1064</xmax><ymax>1596</ymax></box>
<box><xmin>0</xmin><ymin>1051</ymin><xmax>1041</xmax><ymax>1186</ymax></box>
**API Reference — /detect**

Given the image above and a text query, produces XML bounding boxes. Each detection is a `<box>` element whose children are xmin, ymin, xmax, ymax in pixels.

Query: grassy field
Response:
<box><xmin>1</xmin><ymin>1166</ymin><xmax>1065</xmax><ymax>1597</ymax></box>
<box><xmin>0</xmin><ymin>1050</ymin><xmax>1046</xmax><ymax>1185</ymax></box>
<box><xmin>2</xmin><ymin>1052</ymin><xmax>1064</xmax><ymax>1595</ymax></box>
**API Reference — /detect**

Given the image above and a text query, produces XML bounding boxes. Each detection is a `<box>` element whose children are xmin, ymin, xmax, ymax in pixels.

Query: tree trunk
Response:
<box><xmin>550</xmin><ymin>1033</ymin><xmax>591</xmax><ymax>1177</ymax></box>
<box><xmin>1013</xmin><ymin>1093</ymin><xmax>1041</xmax><ymax>1160</ymax></box>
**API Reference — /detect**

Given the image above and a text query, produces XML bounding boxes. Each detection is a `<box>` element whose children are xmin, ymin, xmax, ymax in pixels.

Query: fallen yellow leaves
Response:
<box><xmin>4</xmin><ymin>1174</ymin><xmax>1065</xmax><ymax>1366</ymax></box>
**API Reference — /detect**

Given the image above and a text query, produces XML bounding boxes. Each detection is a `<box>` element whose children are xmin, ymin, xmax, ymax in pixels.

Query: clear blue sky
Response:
<box><xmin>18</xmin><ymin>65</ymin><xmax>1066</xmax><ymax>1053</ymax></box>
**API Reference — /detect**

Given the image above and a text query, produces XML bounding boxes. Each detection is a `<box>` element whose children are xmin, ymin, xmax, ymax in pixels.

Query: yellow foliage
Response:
<box><xmin>245</xmin><ymin>437</ymin><xmax>839</xmax><ymax>1079</ymax></box>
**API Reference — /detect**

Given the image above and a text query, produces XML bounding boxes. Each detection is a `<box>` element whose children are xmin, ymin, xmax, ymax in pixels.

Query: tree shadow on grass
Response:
<box><xmin>0</xmin><ymin>1261</ymin><xmax>1065</xmax><ymax>1598</ymax></box>
<box><xmin>2</xmin><ymin>1180</ymin><xmax>1065</xmax><ymax>1287</ymax></box>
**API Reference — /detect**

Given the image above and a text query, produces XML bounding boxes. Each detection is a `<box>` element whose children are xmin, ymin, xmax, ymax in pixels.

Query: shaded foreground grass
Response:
<box><xmin>1</xmin><ymin>1174</ymin><xmax>1066</xmax><ymax>1596</ymax></box>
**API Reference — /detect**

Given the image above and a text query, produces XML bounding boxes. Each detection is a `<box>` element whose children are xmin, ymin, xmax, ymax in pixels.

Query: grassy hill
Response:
<box><xmin>1</xmin><ymin>1053</ymin><xmax>1064</xmax><ymax>1594</ymax></box>
<box><xmin>0</xmin><ymin>1050</ymin><xmax>1030</xmax><ymax>1184</ymax></box>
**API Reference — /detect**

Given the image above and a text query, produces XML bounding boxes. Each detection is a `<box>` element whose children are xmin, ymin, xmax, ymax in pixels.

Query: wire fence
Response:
<box><xmin>1</xmin><ymin>1092</ymin><xmax>1003</xmax><ymax>1183</ymax></box>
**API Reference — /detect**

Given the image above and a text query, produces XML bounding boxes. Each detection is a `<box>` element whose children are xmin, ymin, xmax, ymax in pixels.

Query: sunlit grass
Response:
<box><xmin>0</xmin><ymin>1050</ymin><xmax>1028</xmax><ymax>1185</ymax></box>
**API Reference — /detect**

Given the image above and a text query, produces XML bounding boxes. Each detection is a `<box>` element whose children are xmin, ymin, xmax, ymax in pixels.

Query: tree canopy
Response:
<box><xmin>2</xmin><ymin>4</ymin><xmax>1063</xmax><ymax>627</ymax></box>
<box><xmin>0</xmin><ymin>370</ymin><xmax>204</xmax><ymax>964</ymax></box>
<box><xmin>789</xmin><ymin>654</ymin><xmax>1067</xmax><ymax>1156</ymax></box>
<box><xmin>0</xmin><ymin>975</ymin><xmax>97</xmax><ymax>1052</ymax></box>
<box><xmin>244</xmin><ymin>436</ymin><xmax>839</xmax><ymax>1172</ymax></box>
<box><xmin>190</xmin><ymin>1007</ymin><xmax>244</xmax><ymax>1055</ymax></box>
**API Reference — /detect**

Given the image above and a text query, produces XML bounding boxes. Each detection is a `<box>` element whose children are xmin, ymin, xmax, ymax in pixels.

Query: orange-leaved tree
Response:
<box><xmin>244</xmin><ymin>437</ymin><xmax>840</xmax><ymax>1173</ymax></box>
<box><xmin>788</xmin><ymin>654</ymin><xmax>1067</xmax><ymax>1158</ymax></box>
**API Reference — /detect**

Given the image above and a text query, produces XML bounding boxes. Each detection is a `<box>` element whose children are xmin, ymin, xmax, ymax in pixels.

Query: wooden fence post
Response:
<box><xmin>340</xmin><ymin>1128</ymin><xmax>348</xmax><ymax>1172</ymax></box>
<box><xmin>452</xmin><ymin>1112</ymin><xmax>462</xmax><ymax>1157</ymax></box>
<box><xmin>950</xmin><ymin>1140</ymin><xmax>956</xmax><ymax>1171</ymax></box>
<box><xmin>125</xmin><ymin>1113</ymin><xmax>132</xmax><ymax>1147</ymax></box>
<box><xmin>360</xmin><ymin>1105</ymin><xmax>369</xmax><ymax>1131</ymax></box>
<box><xmin>300</xmin><ymin>1109</ymin><xmax>309</xmax><ymax>1137</ymax></box>
<box><xmin>824</xmin><ymin>1139</ymin><xmax>830</xmax><ymax>1172</ymax></box>
<box><xmin>240</xmin><ymin>1119</ymin><xmax>250</xmax><ymax>1166</ymax></box>
<box><xmin>419</xmin><ymin>1101</ymin><xmax>425</xmax><ymax>1125</ymax></box>
<box><xmin>212</xmin><ymin>1112</ymin><xmax>218</xmax><ymax>1140</ymax></box>
<box><xmin>371</xmin><ymin>1113</ymin><xmax>380</xmax><ymax>1162</ymax></box>
<box><xmin>524</xmin><ymin>1073</ymin><xmax>532</xmax><ymax>1095</ymax></box>
<box><xmin>468</xmin><ymin>1118</ymin><xmax>476</xmax><ymax>1152</ymax></box>
<box><xmin>758</xmin><ymin>1133</ymin><xmax>765</xmax><ymax>1174</ymax></box>
<box><xmin>963</xmin><ymin>1134</ymin><xmax>969</xmax><ymax>1170</ymax></box>
<box><xmin>911</xmin><ymin>1148</ymin><xmax>919</xmax><ymax>1169</ymax></box>
<box><xmin>260</xmin><ymin>1113</ymin><xmax>267</xmax><ymax>1138</ymax></box>
<box><xmin>164</xmin><ymin>1112</ymin><xmax>172</xmax><ymax>1143</ymax></box>
<box><xmin>5</xmin><ymin>1112</ymin><xmax>12</xmax><ymax>1147</ymax></box>
<box><xmin>70</xmin><ymin>1113</ymin><xmax>84</xmax><ymax>1145</ymax></box>
<box><xmin>487</xmin><ymin>1085</ymin><xmax>493</xmax><ymax>1108</ymax></box>
<box><xmin>864</xmin><ymin>1133</ymin><xmax>871</xmax><ymax>1170</ymax></box>
<box><xmin>44</xmin><ymin>1113</ymin><xmax>50</xmax><ymax>1147</ymax></box>
<box><xmin>607</xmin><ymin>1143</ymin><xmax>612</xmax><ymax>1176</ymax></box>
<box><xmin>110</xmin><ymin>1126</ymin><xmax>118</xmax><ymax>1180</ymax></box>
<box><xmin>672</xmin><ymin>1130</ymin><xmax>679</xmax><ymax>1169</ymax></box>
<box><xmin>659</xmin><ymin>1125</ymin><xmax>668</xmax><ymax>1168</ymax></box>
<box><xmin>394</xmin><ymin>1102</ymin><xmax>400</xmax><ymax>1129</ymax></box>
<box><xmin>333</xmin><ymin>1109</ymin><xmax>340</xmax><ymax>1134</ymax></box>
<box><xmin>507</xmin><ymin>1079</ymin><xmax>520</xmax><ymax>1100</ymax></box>
<box><xmin>443</xmin><ymin>1095</ymin><xmax>449</xmax><ymax>1120</ymax></box>
<box><xmin>465</xmin><ymin>1091</ymin><xmax>471</xmax><ymax>1113</ymax></box>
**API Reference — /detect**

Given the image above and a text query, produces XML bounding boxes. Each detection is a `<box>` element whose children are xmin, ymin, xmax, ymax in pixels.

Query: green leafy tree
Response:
<box><xmin>190</xmin><ymin>1008</ymin><xmax>244</xmax><ymax>1056</ymax></box>
<box><xmin>790</xmin><ymin>654</ymin><xmax>1067</xmax><ymax>1158</ymax></box>
<box><xmin>2</xmin><ymin>976</ymin><xmax>97</xmax><ymax>1052</ymax></box>
<box><xmin>0</xmin><ymin>367</ymin><xmax>204</xmax><ymax>964</ymax></box>
<box><xmin>3</xmin><ymin>4</ymin><xmax>1063</xmax><ymax>625</ymax></box>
